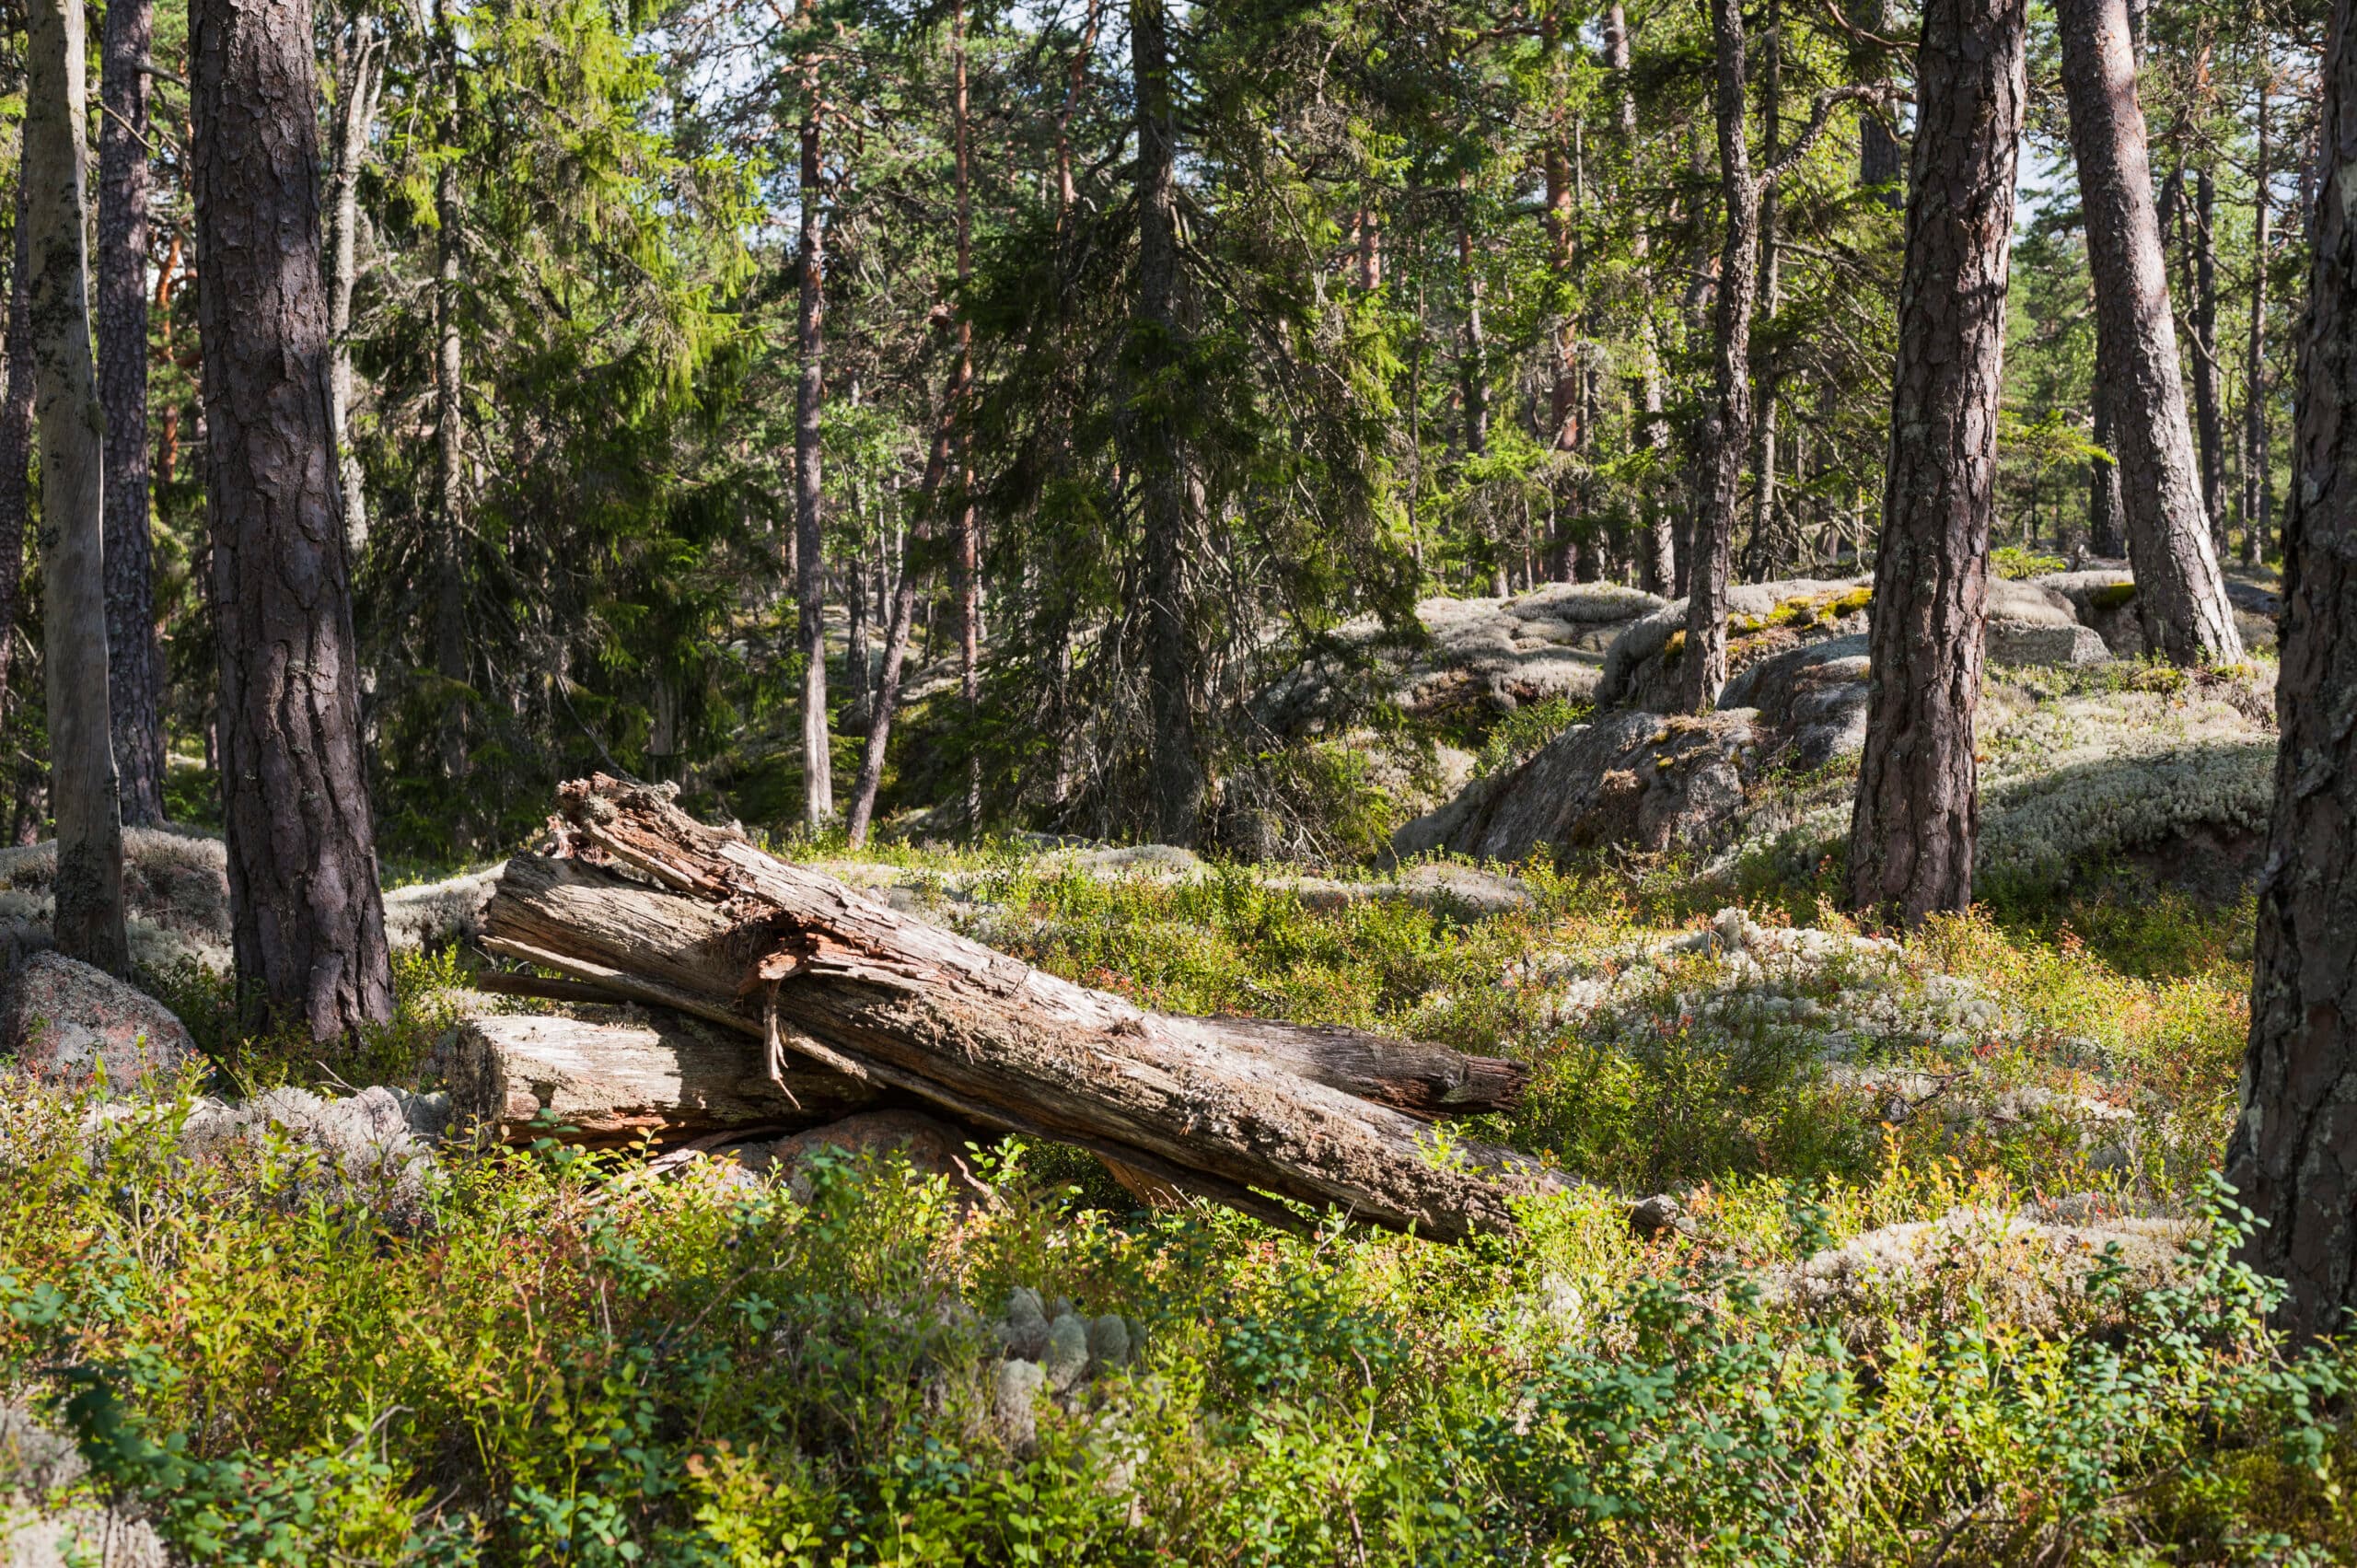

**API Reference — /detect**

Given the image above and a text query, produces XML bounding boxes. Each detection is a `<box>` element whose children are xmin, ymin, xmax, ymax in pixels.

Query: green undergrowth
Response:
<box><xmin>3</xmin><ymin>839</ymin><xmax>2334</xmax><ymax>1562</ymax></box>
<box><xmin>6</xmin><ymin>1093</ymin><xmax>2353</xmax><ymax>1564</ymax></box>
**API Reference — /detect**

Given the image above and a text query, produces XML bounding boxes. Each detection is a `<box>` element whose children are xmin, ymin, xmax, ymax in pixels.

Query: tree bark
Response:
<box><xmin>192</xmin><ymin>0</ymin><xmax>395</xmax><ymax>1040</ymax></box>
<box><xmin>2224</xmin><ymin>0</ymin><xmax>2357</xmax><ymax>1341</ymax></box>
<box><xmin>485</xmin><ymin>784</ymin><xmax>1552</xmax><ymax>1241</ymax></box>
<box><xmin>2088</xmin><ymin>374</ymin><xmax>2124</xmax><ymax>556</ymax></box>
<box><xmin>1129</xmin><ymin>0</ymin><xmax>1203</xmax><ymax>844</ymax></box>
<box><xmin>845</xmin><ymin>420</ymin><xmax>947</xmax><ymax>847</ymax></box>
<box><xmin>795</xmin><ymin>15</ymin><xmax>831</xmax><ymax>827</ymax></box>
<box><xmin>1745</xmin><ymin>0</ymin><xmax>1784</xmax><ymax>583</ymax></box>
<box><xmin>99</xmin><ymin>0</ymin><xmax>162</xmax><ymax>830</ymax></box>
<box><xmin>952</xmin><ymin>0</ymin><xmax>981</xmax><ymax>828</ymax></box>
<box><xmin>327</xmin><ymin>18</ymin><xmax>381</xmax><ymax>557</ymax></box>
<box><xmin>1678</xmin><ymin>0</ymin><xmax>1760</xmax><ymax>713</ymax></box>
<box><xmin>0</xmin><ymin>189</ymin><xmax>33</xmax><ymax>723</ymax></box>
<box><xmin>1846</xmin><ymin>0</ymin><xmax>2027</xmax><ymax>926</ymax></box>
<box><xmin>2244</xmin><ymin>73</ymin><xmax>2272</xmax><ymax>565</ymax></box>
<box><xmin>27</xmin><ymin>0</ymin><xmax>128</xmax><ymax>975</ymax></box>
<box><xmin>431</xmin><ymin>2</ymin><xmax>470</xmax><ymax>829</ymax></box>
<box><xmin>2192</xmin><ymin>164</ymin><xmax>2227</xmax><ymax>555</ymax></box>
<box><xmin>2054</xmin><ymin>0</ymin><xmax>2242</xmax><ymax>662</ymax></box>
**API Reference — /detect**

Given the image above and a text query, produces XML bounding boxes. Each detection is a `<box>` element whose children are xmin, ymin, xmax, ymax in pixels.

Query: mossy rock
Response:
<box><xmin>2090</xmin><ymin>582</ymin><xmax>2140</xmax><ymax>612</ymax></box>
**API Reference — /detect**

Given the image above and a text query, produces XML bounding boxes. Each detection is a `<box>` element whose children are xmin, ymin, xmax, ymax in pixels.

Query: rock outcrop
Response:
<box><xmin>2034</xmin><ymin>566</ymin><xmax>2280</xmax><ymax>656</ymax></box>
<box><xmin>1597</xmin><ymin>576</ymin><xmax>2105</xmax><ymax>717</ymax></box>
<box><xmin>1261</xmin><ymin>581</ymin><xmax>1665</xmax><ymax>734</ymax></box>
<box><xmin>1393</xmin><ymin>709</ymin><xmax>1758</xmax><ymax>864</ymax></box>
<box><xmin>0</xmin><ymin>953</ymin><xmax>194</xmax><ymax>1093</ymax></box>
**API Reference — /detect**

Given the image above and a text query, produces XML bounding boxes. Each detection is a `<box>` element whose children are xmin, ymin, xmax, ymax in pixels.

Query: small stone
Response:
<box><xmin>1629</xmin><ymin>1193</ymin><xmax>1688</xmax><ymax>1238</ymax></box>
<box><xmin>1085</xmin><ymin>1313</ymin><xmax>1130</xmax><ymax>1369</ymax></box>
<box><xmin>1044</xmin><ymin>1311</ymin><xmax>1091</xmax><ymax>1390</ymax></box>
<box><xmin>993</xmin><ymin>1358</ymin><xmax>1048</xmax><ymax>1450</ymax></box>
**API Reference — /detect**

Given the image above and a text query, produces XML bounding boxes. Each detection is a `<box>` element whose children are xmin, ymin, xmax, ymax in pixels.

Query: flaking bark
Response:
<box><xmin>99</xmin><ymin>0</ymin><xmax>162</xmax><ymax>828</ymax></box>
<box><xmin>2054</xmin><ymin>0</ymin><xmax>2243</xmax><ymax>662</ymax></box>
<box><xmin>485</xmin><ymin>779</ymin><xmax>1550</xmax><ymax>1241</ymax></box>
<box><xmin>27</xmin><ymin>0</ymin><xmax>128</xmax><ymax>974</ymax></box>
<box><xmin>192</xmin><ymin>0</ymin><xmax>395</xmax><ymax>1040</ymax></box>
<box><xmin>1846</xmin><ymin>0</ymin><xmax>2028</xmax><ymax>926</ymax></box>
<box><xmin>2223</xmin><ymin>0</ymin><xmax>2357</xmax><ymax>1340</ymax></box>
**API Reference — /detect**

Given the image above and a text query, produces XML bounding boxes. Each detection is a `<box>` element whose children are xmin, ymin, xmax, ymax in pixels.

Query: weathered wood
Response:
<box><xmin>482</xmin><ymin>779</ymin><xmax>1554</xmax><ymax>1241</ymax></box>
<box><xmin>447</xmin><ymin>1007</ymin><xmax>877</xmax><ymax>1145</ymax></box>
<box><xmin>480</xmin><ymin>855</ymin><xmax>1529</xmax><ymax>1121</ymax></box>
<box><xmin>1190</xmin><ymin>1016</ymin><xmax>1527</xmax><ymax>1121</ymax></box>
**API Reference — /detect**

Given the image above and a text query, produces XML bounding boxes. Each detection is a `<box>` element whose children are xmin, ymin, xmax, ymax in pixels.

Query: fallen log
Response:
<box><xmin>446</xmin><ymin>1007</ymin><xmax>878</xmax><ymax>1145</ymax></box>
<box><xmin>478</xmin><ymin>856</ymin><xmax>1527</xmax><ymax>1122</ymax></box>
<box><xmin>479</xmin><ymin>777</ymin><xmax>1555</xmax><ymax>1242</ymax></box>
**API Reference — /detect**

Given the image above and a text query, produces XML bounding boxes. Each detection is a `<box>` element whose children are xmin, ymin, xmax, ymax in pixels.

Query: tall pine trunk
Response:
<box><xmin>1542</xmin><ymin>15</ymin><xmax>1579</xmax><ymax>586</ymax></box>
<box><xmin>952</xmin><ymin>0</ymin><xmax>981</xmax><ymax>827</ymax></box>
<box><xmin>1846</xmin><ymin>0</ymin><xmax>2027</xmax><ymax>925</ymax></box>
<box><xmin>2088</xmin><ymin>377</ymin><xmax>2124</xmax><ymax>556</ymax></box>
<box><xmin>1129</xmin><ymin>0</ymin><xmax>1202</xmax><ymax>844</ymax></box>
<box><xmin>2224</xmin><ymin>0</ymin><xmax>2357</xmax><ymax>1342</ymax></box>
<box><xmin>28</xmin><ymin>0</ymin><xmax>128</xmax><ymax>973</ymax></box>
<box><xmin>794</xmin><ymin>3</ymin><xmax>831</xmax><ymax>827</ymax></box>
<box><xmin>1854</xmin><ymin>0</ymin><xmax>1905</xmax><ymax>204</ymax></box>
<box><xmin>1457</xmin><ymin>206</ymin><xmax>1487</xmax><ymax>461</ymax></box>
<box><xmin>2054</xmin><ymin>0</ymin><xmax>2241</xmax><ymax>662</ymax></box>
<box><xmin>327</xmin><ymin>20</ymin><xmax>381</xmax><ymax>557</ymax></box>
<box><xmin>99</xmin><ymin>0</ymin><xmax>161</xmax><ymax>829</ymax></box>
<box><xmin>845</xmin><ymin>421</ymin><xmax>947</xmax><ymax>848</ymax></box>
<box><xmin>2244</xmin><ymin>75</ymin><xmax>2272</xmax><ymax>564</ymax></box>
<box><xmin>1745</xmin><ymin>0</ymin><xmax>1783</xmax><ymax>583</ymax></box>
<box><xmin>1678</xmin><ymin>0</ymin><xmax>1761</xmax><ymax>713</ymax></box>
<box><xmin>1608</xmin><ymin>2</ymin><xmax>1674</xmax><ymax>595</ymax></box>
<box><xmin>2191</xmin><ymin>164</ymin><xmax>2226</xmax><ymax>555</ymax></box>
<box><xmin>431</xmin><ymin>5</ymin><xmax>469</xmax><ymax>831</ymax></box>
<box><xmin>0</xmin><ymin>188</ymin><xmax>32</xmax><ymax>725</ymax></box>
<box><xmin>192</xmin><ymin>0</ymin><xmax>394</xmax><ymax>1040</ymax></box>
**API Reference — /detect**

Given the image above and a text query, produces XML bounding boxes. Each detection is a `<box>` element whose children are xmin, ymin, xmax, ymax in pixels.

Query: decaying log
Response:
<box><xmin>479</xmin><ymin>856</ymin><xmax>1527</xmax><ymax>1121</ymax></box>
<box><xmin>479</xmin><ymin>777</ymin><xmax>1556</xmax><ymax>1242</ymax></box>
<box><xmin>1196</xmin><ymin>1016</ymin><xmax>1528</xmax><ymax>1121</ymax></box>
<box><xmin>447</xmin><ymin>1007</ymin><xmax>877</xmax><ymax>1145</ymax></box>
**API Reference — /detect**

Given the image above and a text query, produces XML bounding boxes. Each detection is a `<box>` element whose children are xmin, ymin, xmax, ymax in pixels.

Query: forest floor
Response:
<box><xmin>6</xmin><ymin>815</ymin><xmax>2354</xmax><ymax>1564</ymax></box>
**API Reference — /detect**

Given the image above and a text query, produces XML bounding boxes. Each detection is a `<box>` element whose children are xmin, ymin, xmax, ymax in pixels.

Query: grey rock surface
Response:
<box><xmin>1596</xmin><ymin>578</ymin><xmax>1872</xmax><ymax>713</ymax></box>
<box><xmin>1261</xmin><ymin>582</ymin><xmax>1666</xmax><ymax>735</ymax></box>
<box><xmin>1393</xmin><ymin>709</ymin><xmax>1758</xmax><ymax>865</ymax></box>
<box><xmin>1986</xmin><ymin>620</ymin><xmax>2110</xmax><ymax>668</ymax></box>
<box><xmin>0</xmin><ymin>953</ymin><xmax>194</xmax><ymax>1094</ymax></box>
<box><xmin>993</xmin><ymin>1357</ymin><xmax>1050</xmax><ymax>1450</ymax></box>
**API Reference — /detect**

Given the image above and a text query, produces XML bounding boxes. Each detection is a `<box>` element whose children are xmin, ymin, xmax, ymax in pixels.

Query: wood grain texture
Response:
<box><xmin>447</xmin><ymin>1008</ymin><xmax>876</xmax><ymax>1144</ymax></box>
<box><xmin>481</xmin><ymin>779</ymin><xmax>1554</xmax><ymax>1241</ymax></box>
